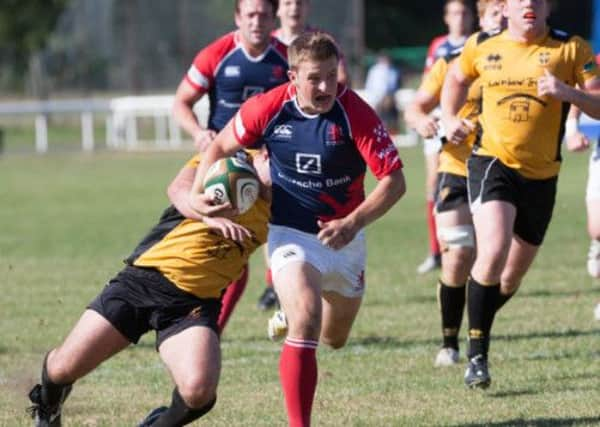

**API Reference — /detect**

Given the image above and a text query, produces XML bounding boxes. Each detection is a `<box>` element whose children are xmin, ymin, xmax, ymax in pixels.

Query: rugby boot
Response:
<box><xmin>464</xmin><ymin>354</ymin><xmax>491</xmax><ymax>389</ymax></box>
<box><xmin>27</xmin><ymin>383</ymin><xmax>72</xmax><ymax>427</ymax></box>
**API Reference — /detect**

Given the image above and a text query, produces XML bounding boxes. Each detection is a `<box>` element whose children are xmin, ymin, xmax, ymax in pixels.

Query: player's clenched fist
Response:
<box><xmin>538</xmin><ymin>68</ymin><xmax>570</xmax><ymax>101</ymax></box>
<box><xmin>443</xmin><ymin>116</ymin><xmax>474</xmax><ymax>145</ymax></box>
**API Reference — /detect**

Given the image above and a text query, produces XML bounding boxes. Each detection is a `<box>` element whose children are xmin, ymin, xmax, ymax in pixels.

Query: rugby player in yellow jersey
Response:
<box><xmin>405</xmin><ymin>0</ymin><xmax>506</xmax><ymax>368</ymax></box>
<box><xmin>27</xmin><ymin>150</ymin><xmax>271</xmax><ymax>426</ymax></box>
<box><xmin>441</xmin><ymin>0</ymin><xmax>600</xmax><ymax>388</ymax></box>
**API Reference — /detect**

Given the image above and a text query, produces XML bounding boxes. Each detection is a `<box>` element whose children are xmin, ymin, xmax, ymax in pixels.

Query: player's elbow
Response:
<box><xmin>166</xmin><ymin>181</ymin><xmax>179</xmax><ymax>204</ymax></box>
<box><xmin>391</xmin><ymin>169</ymin><xmax>407</xmax><ymax>200</ymax></box>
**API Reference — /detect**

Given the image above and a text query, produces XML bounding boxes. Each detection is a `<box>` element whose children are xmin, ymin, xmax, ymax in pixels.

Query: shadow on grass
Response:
<box><xmin>487</xmin><ymin>388</ymin><xmax>538</xmax><ymax>398</ymax></box>
<box><xmin>519</xmin><ymin>287</ymin><xmax>600</xmax><ymax>299</ymax></box>
<box><xmin>494</xmin><ymin>328</ymin><xmax>599</xmax><ymax>342</ymax></box>
<box><xmin>396</xmin><ymin>286</ymin><xmax>600</xmax><ymax>306</ymax></box>
<box><xmin>452</xmin><ymin>416</ymin><xmax>600</xmax><ymax>426</ymax></box>
<box><xmin>349</xmin><ymin>335</ymin><xmax>438</xmax><ymax>349</ymax></box>
<box><xmin>220</xmin><ymin>329</ymin><xmax>598</xmax><ymax>350</ymax></box>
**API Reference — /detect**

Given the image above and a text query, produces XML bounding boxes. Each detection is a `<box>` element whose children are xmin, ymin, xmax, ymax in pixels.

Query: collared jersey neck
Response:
<box><xmin>234</xmin><ymin>31</ymin><xmax>275</xmax><ymax>61</ymax></box>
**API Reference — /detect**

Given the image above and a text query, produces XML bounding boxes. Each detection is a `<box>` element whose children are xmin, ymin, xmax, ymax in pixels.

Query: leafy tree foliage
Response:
<box><xmin>0</xmin><ymin>0</ymin><xmax>69</xmax><ymax>73</ymax></box>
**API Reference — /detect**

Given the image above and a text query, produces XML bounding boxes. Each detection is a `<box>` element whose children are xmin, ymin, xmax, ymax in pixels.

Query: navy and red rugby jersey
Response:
<box><xmin>232</xmin><ymin>83</ymin><xmax>403</xmax><ymax>234</ymax></box>
<box><xmin>185</xmin><ymin>31</ymin><xmax>289</xmax><ymax>132</ymax></box>
<box><xmin>423</xmin><ymin>35</ymin><xmax>465</xmax><ymax>74</ymax></box>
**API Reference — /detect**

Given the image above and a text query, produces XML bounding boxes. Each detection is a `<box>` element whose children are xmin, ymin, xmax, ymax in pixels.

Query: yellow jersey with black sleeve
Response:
<box><xmin>421</xmin><ymin>51</ymin><xmax>482</xmax><ymax>177</ymax></box>
<box><xmin>127</xmin><ymin>153</ymin><xmax>269</xmax><ymax>299</ymax></box>
<box><xmin>458</xmin><ymin>28</ymin><xmax>600</xmax><ymax>179</ymax></box>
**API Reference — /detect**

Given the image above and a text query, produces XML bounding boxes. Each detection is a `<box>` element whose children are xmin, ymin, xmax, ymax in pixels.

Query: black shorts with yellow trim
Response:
<box><xmin>434</xmin><ymin>172</ymin><xmax>469</xmax><ymax>213</ymax></box>
<box><xmin>467</xmin><ymin>154</ymin><xmax>557</xmax><ymax>246</ymax></box>
<box><xmin>88</xmin><ymin>265</ymin><xmax>221</xmax><ymax>349</ymax></box>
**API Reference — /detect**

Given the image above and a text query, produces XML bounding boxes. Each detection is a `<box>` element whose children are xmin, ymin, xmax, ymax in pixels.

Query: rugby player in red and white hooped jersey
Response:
<box><xmin>417</xmin><ymin>0</ymin><xmax>474</xmax><ymax>275</ymax></box>
<box><xmin>170</xmin><ymin>0</ymin><xmax>288</xmax><ymax>334</ymax></box>
<box><xmin>188</xmin><ymin>32</ymin><xmax>405</xmax><ymax>426</ymax></box>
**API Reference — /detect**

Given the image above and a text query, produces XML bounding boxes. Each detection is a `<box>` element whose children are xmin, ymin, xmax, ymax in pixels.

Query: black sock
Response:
<box><xmin>496</xmin><ymin>290</ymin><xmax>516</xmax><ymax>311</ymax></box>
<box><xmin>41</xmin><ymin>353</ymin><xmax>72</xmax><ymax>407</ymax></box>
<box><xmin>466</xmin><ymin>278</ymin><xmax>499</xmax><ymax>359</ymax></box>
<box><xmin>153</xmin><ymin>388</ymin><xmax>216</xmax><ymax>427</ymax></box>
<box><xmin>437</xmin><ymin>280</ymin><xmax>466</xmax><ymax>350</ymax></box>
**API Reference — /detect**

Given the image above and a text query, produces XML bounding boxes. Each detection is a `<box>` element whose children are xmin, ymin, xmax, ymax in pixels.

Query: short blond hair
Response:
<box><xmin>477</xmin><ymin>0</ymin><xmax>500</xmax><ymax>18</ymax></box>
<box><xmin>287</xmin><ymin>31</ymin><xmax>339</xmax><ymax>70</ymax></box>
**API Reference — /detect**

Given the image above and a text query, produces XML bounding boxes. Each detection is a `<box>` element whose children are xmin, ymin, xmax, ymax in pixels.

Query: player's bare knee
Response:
<box><xmin>287</xmin><ymin>303</ymin><xmax>321</xmax><ymax>339</ymax></box>
<box><xmin>46</xmin><ymin>348</ymin><xmax>78</xmax><ymax>384</ymax></box>
<box><xmin>289</xmin><ymin>317</ymin><xmax>321</xmax><ymax>340</ymax></box>
<box><xmin>443</xmin><ymin>248</ymin><xmax>474</xmax><ymax>283</ymax></box>
<box><xmin>500</xmin><ymin>272</ymin><xmax>522</xmax><ymax>294</ymax></box>
<box><xmin>321</xmin><ymin>334</ymin><xmax>348</xmax><ymax>350</ymax></box>
<box><xmin>177</xmin><ymin>378</ymin><xmax>217</xmax><ymax>409</ymax></box>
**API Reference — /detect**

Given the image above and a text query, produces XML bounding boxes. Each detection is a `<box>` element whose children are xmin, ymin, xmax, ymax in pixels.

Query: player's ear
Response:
<box><xmin>287</xmin><ymin>69</ymin><xmax>298</xmax><ymax>84</ymax></box>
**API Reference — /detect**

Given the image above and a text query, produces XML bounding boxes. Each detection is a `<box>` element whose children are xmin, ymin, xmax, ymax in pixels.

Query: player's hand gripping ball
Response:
<box><xmin>203</xmin><ymin>156</ymin><xmax>260</xmax><ymax>214</ymax></box>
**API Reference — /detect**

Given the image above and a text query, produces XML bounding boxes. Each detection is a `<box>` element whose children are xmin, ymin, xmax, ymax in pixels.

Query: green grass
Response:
<box><xmin>1</xmin><ymin>147</ymin><xmax>599</xmax><ymax>426</ymax></box>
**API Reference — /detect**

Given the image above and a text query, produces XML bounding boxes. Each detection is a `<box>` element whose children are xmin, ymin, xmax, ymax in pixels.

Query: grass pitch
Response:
<box><xmin>1</xmin><ymin>147</ymin><xmax>599</xmax><ymax>426</ymax></box>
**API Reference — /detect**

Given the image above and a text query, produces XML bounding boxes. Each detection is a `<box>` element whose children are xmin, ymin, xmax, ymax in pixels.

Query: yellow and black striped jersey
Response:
<box><xmin>459</xmin><ymin>28</ymin><xmax>599</xmax><ymax>179</ymax></box>
<box><xmin>126</xmin><ymin>154</ymin><xmax>269</xmax><ymax>299</ymax></box>
<box><xmin>421</xmin><ymin>50</ymin><xmax>481</xmax><ymax>177</ymax></box>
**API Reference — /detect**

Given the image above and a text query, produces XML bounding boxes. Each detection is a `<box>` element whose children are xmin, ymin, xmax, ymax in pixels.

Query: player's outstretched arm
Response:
<box><xmin>317</xmin><ymin>169</ymin><xmax>406</xmax><ymax>250</ymax></box>
<box><xmin>538</xmin><ymin>70</ymin><xmax>600</xmax><ymax>120</ymax></box>
<box><xmin>404</xmin><ymin>89</ymin><xmax>441</xmax><ymax>139</ymax></box>
<box><xmin>188</xmin><ymin>120</ymin><xmax>246</xmax><ymax>218</ymax></box>
<box><xmin>564</xmin><ymin>104</ymin><xmax>590</xmax><ymax>153</ymax></box>
<box><xmin>441</xmin><ymin>62</ymin><xmax>475</xmax><ymax>144</ymax></box>
<box><xmin>172</xmin><ymin>79</ymin><xmax>216</xmax><ymax>151</ymax></box>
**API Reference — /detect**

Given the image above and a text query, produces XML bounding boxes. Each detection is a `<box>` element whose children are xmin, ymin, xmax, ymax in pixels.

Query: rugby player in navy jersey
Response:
<box><xmin>257</xmin><ymin>0</ymin><xmax>350</xmax><ymax>311</ymax></box>
<box><xmin>188</xmin><ymin>32</ymin><xmax>406</xmax><ymax>427</ymax></box>
<box><xmin>172</xmin><ymin>0</ymin><xmax>288</xmax><ymax>333</ymax></box>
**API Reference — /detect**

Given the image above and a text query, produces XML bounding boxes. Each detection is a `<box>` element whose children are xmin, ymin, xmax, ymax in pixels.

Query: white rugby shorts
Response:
<box><xmin>268</xmin><ymin>224</ymin><xmax>366</xmax><ymax>298</ymax></box>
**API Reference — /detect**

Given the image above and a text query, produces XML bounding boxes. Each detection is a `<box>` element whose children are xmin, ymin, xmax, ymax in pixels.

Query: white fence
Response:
<box><xmin>0</xmin><ymin>95</ymin><xmax>209</xmax><ymax>154</ymax></box>
<box><xmin>0</xmin><ymin>89</ymin><xmax>416</xmax><ymax>154</ymax></box>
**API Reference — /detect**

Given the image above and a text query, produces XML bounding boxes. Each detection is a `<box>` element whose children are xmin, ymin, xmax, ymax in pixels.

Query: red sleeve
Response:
<box><xmin>184</xmin><ymin>33</ymin><xmax>236</xmax><ymax>92</ymax></box>
<box><xmin>423</xmin><ymin>35</ymin><xmax>447</xmax><ymax>74</ymax></box>
<box><xmin>341</xmin><ymin>89</ymin><xmax>403</xmax><ymax>179</ymax></box>
<box><xmin>270</xmin><ymin>37</ymin><xmax>288</xmax><ymax>60</ymax></box>
<box><xmin>233</xmin><ymin>84</ymin><xmax>290</xmax><ymax>147</ymax></box>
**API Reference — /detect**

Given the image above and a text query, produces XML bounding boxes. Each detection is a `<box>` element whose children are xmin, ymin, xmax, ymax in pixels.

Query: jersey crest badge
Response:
<box><xmin>325</xmin><ymin>124</ymin><xmax>345</xmax><ymax>146</ymax></box>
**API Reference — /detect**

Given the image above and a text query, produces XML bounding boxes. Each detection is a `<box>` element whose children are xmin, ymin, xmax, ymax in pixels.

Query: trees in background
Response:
<box><xmin>0</xmin><ymin>0</ymin><xmax>593</xmax><ymax>94</ymax></box>
<box><xmin>0</xmin><ymin>0</ymin><xmax>69</xmax><ymax>92</ymax></box>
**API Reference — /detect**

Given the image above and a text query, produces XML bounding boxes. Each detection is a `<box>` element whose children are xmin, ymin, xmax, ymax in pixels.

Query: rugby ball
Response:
<box><xmin>203</xmin><ymin>156</ymin><xmax>260</xmax><ymax>214</ymax></box>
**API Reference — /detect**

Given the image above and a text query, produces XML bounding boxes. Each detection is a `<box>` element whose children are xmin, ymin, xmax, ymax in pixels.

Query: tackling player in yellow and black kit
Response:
<box><xmin>27</xmin><ymin>150</ymin><xmax>271</xmax><ymax>426</ymax></box>
<box><xmin>442</xmin><ymin>0</ymin><xmax>600</xmax><ymax>389</ymax></box>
